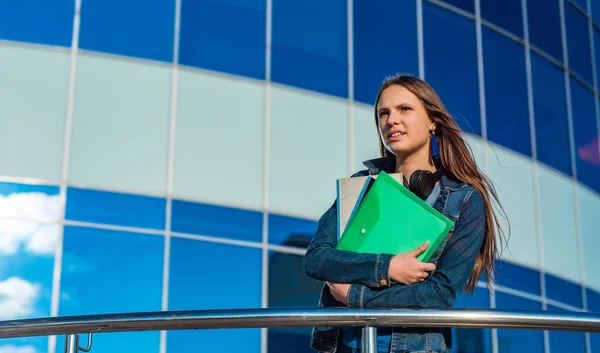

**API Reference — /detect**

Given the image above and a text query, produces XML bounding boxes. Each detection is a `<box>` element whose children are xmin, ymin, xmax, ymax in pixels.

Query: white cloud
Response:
<box><xmin>0</xmin><ymin>345</ymin><xmax>38</xmax><ymax>353</ymax></box>
<box><xmin>0</xmin><ymin>192</ymin><xmax>61</xmax><ymax>255</ymax></box>
<box><xmin>0</xmin><ymin>277</ymin><xmax>40</xmax><ymax>319</ymax></box>
<box><xmin>25</xmin><ymin>224</ymin><xmax>60</xmax><ymax>255</ymax></box>
<box><xmin>0</xmin><ymin>192</ymin><xmax>61</xmax><ymax>221</ymax></box>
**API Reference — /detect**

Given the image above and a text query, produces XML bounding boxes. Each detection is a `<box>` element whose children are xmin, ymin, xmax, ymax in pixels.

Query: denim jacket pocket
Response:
<box><xmin>396</xmin><ymin>328</ymin><xmax>447</xmax><ymax>353</ymax></box>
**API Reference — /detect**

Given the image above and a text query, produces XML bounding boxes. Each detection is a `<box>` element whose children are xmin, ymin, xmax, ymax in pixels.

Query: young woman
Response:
<box><xmin>303</xmin><ymin>74</ymin><xmax>507</xmax><ymax>353</ymax></box>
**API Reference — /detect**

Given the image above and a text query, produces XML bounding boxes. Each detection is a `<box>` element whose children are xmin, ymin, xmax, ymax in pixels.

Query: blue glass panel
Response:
<box><xmin>566</xmin><ymin>3</ymin><xmax>594</xmax><ymax>84</ymax></box>
<box><xmin>496</xmin><ymin>293</ymin><xmax>545</xmax><ymax>353</ymax></box>
<box><xmin>527</xmin><ymin>0</ymin><xmax>563</xmax><ymax>62</ymax></box>
<box><xmin>531</xmin><ymin>52</ymin><xmax>572</xmax><ymax>175</ymax></box>
<box><xmin>353</xmin><ymin>0</ymin><xmax>418</xmax><ymax>105</ymax></box>
<box><xmin>78</xmin><ymin>0</ymin><xmax>174</xmax><ymax>62</ymax></box>
<box><xmin>171</xmin><ymin>200</ymin><xmax>262</xmax><ymax>243</ymax></box>
<box><xmin>570</xmin><ymin>77</ymin><xmax>600</xmax><ymax>192</ymax></box>
<box><xmin>593</xmin><ymin>333</ymin><xmax>600</xmax><ymax>353</ymax></box>
<box><xmin>495</xmin><ymin>291</ymin><xmax>542</xmax><ymax>310</ymax></box>
<box><xmin>268</xmin><ymin>250</ymin><xmax>322</xmax><ymax>308</ymax></box>
<box><xmin>593</xmin><ymin>0</ymin><xmax>600</xmax><ymax>26</ymax></box>
<box><xmin>269</xmin><ymin>331</ymin><xmax>312</xmax><ymax>353</ymax></box>
<box><xmin>481</xmin><ymin>0</ymin><xmax>523</xmax><ymax>37</ymax></box>
<box><xmin>452</xmin><ymin>287</ymin><xmax>492</xmax><ymax>353</ymax></box>
<box><xmin>0</xmin><ymin>215</ymin><xmax>55</xmax><ymax>353</ymax></box>
<box><xmin>483</xmin><ymin>26</ymin><xmax>531</xmax><ymax>156</ymax></box>
<box><xmin>545</xmin><ymin>272</ymin><xmax>583</xmax><ymax>308</ymax></box>
<box><xmin>65</xmin><ymin>187</ymin><xmax>166</xmax><ymax>230</ymax></box>
<box><xmin>495</xmin><ymin>260</ymin><xmax>541</xmax><ymax>295</ymax></box>
<box><xmin>268</xmin><ymin>214</ymin><xmax>317</xmax><ymax>247</ymax></box>
<box><xmin>424</xmin><ymin>1</ymin><xmax>481</xmax><ymax>135</ymax></box>
<box><xmin>0</xmin><ymin>182</ymin><xmax>59</xmax><ymax>196</ymax></box>
<box><xmin>268</xmin><ymin>251</ymin><xmax>322</xmax><ymax>353</ymax></box>
<box><xmin>441</xmin><ymin>0</ymin><xmax>474</xmax><ymax>13</ymax></box>
<box><xmin>178</xmin><ymin>0</ymin><xmax>266</xmax><ymax>80</ymax></box>
<box><xmin>455</xmin><ymin>286</ymin><xmax>490</xmax><ymax>309</ymax></box>
<box><xmin>0</xmin><ymin>0</ymin><xmax>74</xmax><ymax>47</ymax></box>
<box><xmin>595</xmin><ymin>29</ymin><xmax>600</xmax><ymax>98</ymax></box>
<box><xmin>588</xmin><ymin>288</ymin><xmax>600</xmax><ymax>312</ymax></box>
<box><xmin>547</xmin><ymin>304</ymin><xmax>587</xmax><ymax>352</ymax></box>
<box><xmin>168</xmin><ymin>238</ymin><xmax>261</xmax><ymax>353</ymax></box>
<box><xmin>58</xmin><ymin>226</ymin><xmax>163</xmax><ymax>353</ymax></box>
<box><xmin>271</xmin><ymin>0</ymin><xmax>347</xmax><ymax>98</ymax></box>
<box><xmin>572</xmin><ymin>0</ymin><xmax>589</xmax><ymax>12</ymax></box>
<box><xmin>590</xmin><ymin>290</ymin><xmax>600</xmax><ymax>353</ymax></box>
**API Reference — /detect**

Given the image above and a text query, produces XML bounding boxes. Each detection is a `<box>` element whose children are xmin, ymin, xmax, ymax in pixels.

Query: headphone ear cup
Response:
<box><xmin>409</xmin><ymin>170</ymin><xmax>435</xmax><ymax>199</ymax></box>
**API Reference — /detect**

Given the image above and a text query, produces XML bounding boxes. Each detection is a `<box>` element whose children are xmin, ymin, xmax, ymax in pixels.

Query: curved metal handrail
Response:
<box><xmin>2</xmin><ymin>307</ymin><xmax>600</xmax><ymax>339</ymax></box>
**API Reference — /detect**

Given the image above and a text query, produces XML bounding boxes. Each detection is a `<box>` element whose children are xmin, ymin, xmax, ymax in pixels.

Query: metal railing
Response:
<box><xmin>1</xmin><ymin>308</ymin><xmax>600</xmax><ymax>353</ymax></box>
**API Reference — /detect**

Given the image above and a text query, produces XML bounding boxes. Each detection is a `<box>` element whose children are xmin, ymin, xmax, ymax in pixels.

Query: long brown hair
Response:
<box><xmin>373</xmin><ymin>74</ymin><xmax>508</xmax><ymax>294</ymax></box>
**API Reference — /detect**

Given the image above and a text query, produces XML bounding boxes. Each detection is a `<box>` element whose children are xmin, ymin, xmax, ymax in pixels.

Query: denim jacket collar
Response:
<box><xmin>362</xmin><ymin>155</ymin><xmax>468</xmax><ymax>192</ymax></box>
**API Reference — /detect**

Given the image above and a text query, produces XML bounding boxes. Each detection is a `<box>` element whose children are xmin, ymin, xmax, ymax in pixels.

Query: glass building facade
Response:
<box><xmin>0</xmin><ymin>0</ymin><xmax>599</xmax><ymax>352</ymax></box>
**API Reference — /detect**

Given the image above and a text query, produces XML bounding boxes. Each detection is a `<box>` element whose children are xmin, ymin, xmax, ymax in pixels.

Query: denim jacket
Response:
<box><xmin>303</xmin><ymin>155</ymin><xmax>486</xmax><ymax>353</ymax></box>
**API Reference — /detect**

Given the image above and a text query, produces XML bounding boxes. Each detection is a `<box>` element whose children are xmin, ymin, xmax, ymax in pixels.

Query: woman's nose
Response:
<box><xmin>387</xmin><ymin>111</ymin><xmax>401</xmax><ymax>125</ymax></box>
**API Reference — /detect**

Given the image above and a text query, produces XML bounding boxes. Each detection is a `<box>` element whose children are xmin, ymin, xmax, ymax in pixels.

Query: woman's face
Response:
<box><xmin>377</xmin><ymin>84</ymin><xmax>435</xmax><ymax>158</ymax></box>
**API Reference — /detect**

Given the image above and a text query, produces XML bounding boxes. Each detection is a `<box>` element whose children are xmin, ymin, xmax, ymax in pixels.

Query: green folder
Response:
<box><xmin>336</xmin><ymin>171</ymin><xmax>454</xmax><ymax>262</ymax></box>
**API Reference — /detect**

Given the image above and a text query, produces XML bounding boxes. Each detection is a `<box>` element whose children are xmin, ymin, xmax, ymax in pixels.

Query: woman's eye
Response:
<box><xmin>401</xmin><ymin>107</ymin><xmax>411</xmax><ymax>111</ymax></box>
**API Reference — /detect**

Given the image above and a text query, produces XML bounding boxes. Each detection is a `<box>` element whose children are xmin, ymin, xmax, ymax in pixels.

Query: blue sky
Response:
<box><xmin>0</xmin><ymin>183</ymin><xmax>60</xmax><ymax>353</ymax></box>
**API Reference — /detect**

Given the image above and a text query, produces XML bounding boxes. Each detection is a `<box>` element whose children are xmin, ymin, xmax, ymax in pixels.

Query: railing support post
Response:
<box><xmin>64</xmin><ymin>334</ymin><xmax>79</xmax><ymax>353</ymax></box>
<box><xmin>64</xmin><ymin>333</ymin><xmax>93</xmax><ymax>353</ymax></box>
<box><xmin>362</xmin><ymin>326</ymin><xmax>377</xmax><ymax>353</ymax></box>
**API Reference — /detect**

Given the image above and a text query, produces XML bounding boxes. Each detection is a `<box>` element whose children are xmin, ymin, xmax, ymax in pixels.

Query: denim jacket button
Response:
<box><xmin>380</xmin><ymin>278</ymin><xmax>387</xmax><ymax>286</ymax></box>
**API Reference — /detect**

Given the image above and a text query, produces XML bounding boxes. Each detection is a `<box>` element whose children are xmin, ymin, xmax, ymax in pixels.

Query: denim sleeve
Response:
<box><xmin>303</xmin><ymin>200</ymin><xmax>394</xmax><ymax>288</ymax></box>
<box><xmin>346</xmin><ymin>188</ymin><xmax>486</xmax><ymax>309</ymax></box>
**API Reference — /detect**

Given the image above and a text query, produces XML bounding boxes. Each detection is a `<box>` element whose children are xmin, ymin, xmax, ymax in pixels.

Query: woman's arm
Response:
<box><xmin>342</xmin><ymin>188</ymin><xmax>486</xmax><ymax>309</ymax></box>
<box><xmin>303</xmin><ymin>199</ymin><xmax>394</xmax><ymax>288</ymax></box>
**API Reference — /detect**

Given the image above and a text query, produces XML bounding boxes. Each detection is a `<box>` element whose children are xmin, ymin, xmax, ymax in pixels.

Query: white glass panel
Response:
<box><xmin>173</xmin><ymin>70</ymin><xmax>264</xmax><ymax>210</ymax></box>
<box><xmin>465</xmin><ymin>133</ymin><xmax>485</xmax><ymax>170</ymax></box>
<box><xmin>68</xmin><ymin>54</ymin><xmax>171</xmax><ymax>195</ymax></box>
<box><xmin>538</xmin><ymin>165</ymin><xmax>580</xmax><ymax>283</ymax></box>
<box><xmin>0</xmin><ymin>45</ymin><xmax>69</xmax><ymax>181</ymax></box>
<box><xmin>486</xmin><ymin>144</ymin><xmax>539</xmax><ymax>269</ymax></box>
<box><xmin>578</xmin><ymin>185</ymin><xmax>600</xmax><ymax>291</ymax></box>
<box><xmin>353</xmin><ymin>103</ymin><xmax>380</xmax><ymax>173</ymax></box>
<box><xmin>269</xmin><ymin>86</ymin><xmax>348</xmax><ymax>219</ymax></box>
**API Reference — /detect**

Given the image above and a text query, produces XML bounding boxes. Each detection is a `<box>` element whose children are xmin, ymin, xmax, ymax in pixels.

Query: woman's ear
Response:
<box><xmin>430</xmin><ymin>121</ymin><xmax>437</xmax><ymax>132</ymax></box>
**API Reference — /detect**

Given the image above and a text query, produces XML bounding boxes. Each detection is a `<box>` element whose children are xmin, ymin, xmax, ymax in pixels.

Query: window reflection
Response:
<box><xmin>268</xmin><ymin>213</ymin><xmax>316</xmax><ymax>248</ymax></box>
<box><xmin>527</xmin><ymin>0</ymin><xmax>563</xmax><ymax>62</ymax></box>
<box><xmin>530</xmin><ymin>52</ymin><xmax>571</xmax><ymax>175</ymax></box>
<box><xmin>268</xmin><ymin>251</ymin><xmax>322</xmax><ymax>353</ymax></box>
<box><xmin>481</xmin><ymin>0</ymin><xmax>523</xmax><ymax>37</ymax></box>
<box><xmin>271</xmin><ymin>0</ymin><xmax>348</xmax><ymax>97</ymax></box>
<box><xmin>569</xmin><ymin>77</ymin><xmax>600</xmax><ymax>193</ymax></box>
<box><xmin>547</xmin><ymin>304</ymin><xmax>587</xmax><ymax>352</ymax></box>
<box><xmin>453</xmin><ymin>286</ymin><xmax>492</xmax><ymax>353</ymax></box>
<box><xmin>483</xmin><ymin>26</ymin><xmax>531</xmax><ymax>156</ymax></box>
<box><xmin>0</xmin><ymin>182</ymin><xmax>60</xmax><ymax>353</ymax></box>
<box><xmin>59</xmin><ymin>226</ymin><xmax>163</xmax><ymax>353</ymax></box>
<box><xmin>440</xmin><ymin>0</ymin><xmax>474</xmax><ymax>14</ymax></box>
<box><xmin>496</xmin><ymin>293</ymin><xmax>545</xmax><ymax>353</ymax></box>
<box><xmin>423</xmin><ymin>1</ymin><xmax>481</xmax><ymax>135</ymax></box>
<box><xmin>353</xmin><ymin>0</ymin><xmax>418</xmax><ymax>104</ymax></box>
<box><xmin>566</xmin><ymin>3</ymin><xmax>593</xmax><ymax>84</ymax></box>
<box><xmin>168</xmin><ymin>238</ymin><xmax>262</xmax><ymax>353</ymax></box>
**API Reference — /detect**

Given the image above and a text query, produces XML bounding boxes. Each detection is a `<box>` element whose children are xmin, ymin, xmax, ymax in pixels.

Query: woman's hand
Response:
<box><xmin>326</xmin><ymin>282</ymin><xmax>351</xmax><ymax>305</ymax></box>
<box><xmin>388</xmin><ymin>241</ymin><xmax>436</xmax><ymax>284</ymax></box>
